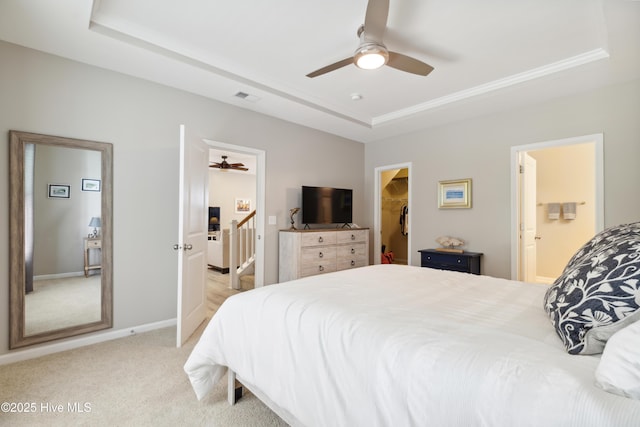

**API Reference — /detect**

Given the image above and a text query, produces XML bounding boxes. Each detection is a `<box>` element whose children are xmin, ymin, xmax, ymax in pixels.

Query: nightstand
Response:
<box><xmin>84</xmin><ymin>237</ymin><xmax>102</xmax><ymax>277</ymax></box>
<box><xmin>418</xmin><ymin>249</ymin><xmax>483</xmax><ymax>275</ymax></box>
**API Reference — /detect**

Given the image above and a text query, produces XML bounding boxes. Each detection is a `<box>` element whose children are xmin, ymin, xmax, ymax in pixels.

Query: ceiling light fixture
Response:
<box><xmin>354</xmin><ymin>43</ymin><xmax>388</xmax><ymax>70</ymax></box>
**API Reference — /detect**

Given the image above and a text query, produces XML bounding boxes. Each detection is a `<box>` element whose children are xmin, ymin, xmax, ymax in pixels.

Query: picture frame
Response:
<box><xmin>235</xmin><ymin>198</ymin><xmax>251</xmax><ymax>213</ymax></box>
<box><xmin>438</xmin><ymin>178</ymin><xmax>472</xmax><ymax>209</ymax></box>
<box><xmin>82</xmin><ymin>178</ymin><xmax>101</xmax><ymax>192</ymax></box>
<box><xmin>48</xmin><ymin>184</ymin><xmax>70</xmax><ymax>199</ymax></box>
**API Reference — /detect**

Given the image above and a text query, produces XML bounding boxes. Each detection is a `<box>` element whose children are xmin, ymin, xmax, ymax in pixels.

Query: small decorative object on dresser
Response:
<box><xmin>435</xmin><ymin>235</ymin><xmax>465</xmax><ymax>253</ymax></box>
<box><xmin>289</xmin><ymin>207</ymin><xmax>300</xmax><ymax>230</ymax></box>
<box><xmin>418</xmin><ymin>249</ymin><xmax>483</xmax><ymax>275</ymax></box>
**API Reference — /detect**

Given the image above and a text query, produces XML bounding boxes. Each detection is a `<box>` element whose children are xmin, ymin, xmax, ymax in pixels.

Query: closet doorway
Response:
<box><xmin>374</xmin><ymin>163</ymin><xmax>412</xmax><ymax>265</ymax></box>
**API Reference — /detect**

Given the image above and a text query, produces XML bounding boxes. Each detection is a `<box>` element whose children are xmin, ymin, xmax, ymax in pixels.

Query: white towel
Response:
<box><xmin>547</xmin><ymin>203</ymin><xmax>560</xmax><ymax>220</ymax></box>
<box><xmin>563</xmin><ymin>202</ymin><xmax>577</xmax><ymax>220</ymax></box>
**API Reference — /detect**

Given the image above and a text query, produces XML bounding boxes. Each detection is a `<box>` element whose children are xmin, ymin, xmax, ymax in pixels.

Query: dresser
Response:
<box><xmin>279</xmin><ymin>228</ymin><xmax>369</xmax><ymax>282</ymax></box>
<box><xmin>418</xmin><ymin>249</ymin><xmax>483</xmax><ymax>275</ymax></box>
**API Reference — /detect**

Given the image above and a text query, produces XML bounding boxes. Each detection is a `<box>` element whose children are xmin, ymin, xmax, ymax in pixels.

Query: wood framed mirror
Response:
<box><xmin>9</xmin><ymin>131</ymin><xmax>113</xmax><ymax>349</ymax></box>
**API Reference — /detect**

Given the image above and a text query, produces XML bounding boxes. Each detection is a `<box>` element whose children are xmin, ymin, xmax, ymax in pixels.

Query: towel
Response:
<box><xmin>563</xmin><ymin>202</ymin><xmax>577</xmax><ymax>220</ymax></box>
<box><xmin>547</xmin><ymin>203</ymin><xmax>560</xmax><ymax>220</ymax></box>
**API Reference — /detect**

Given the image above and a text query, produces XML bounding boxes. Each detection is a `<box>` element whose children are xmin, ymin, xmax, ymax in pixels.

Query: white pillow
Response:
<box><xmin>595</xmin><ymin>320</ymin><xmax>640</xmax><ymax>399</ymax></box>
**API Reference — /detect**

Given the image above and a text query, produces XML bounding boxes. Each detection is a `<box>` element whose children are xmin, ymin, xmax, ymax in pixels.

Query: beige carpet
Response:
<box><xmin>26</xmin><ymin>275</ymin><xmax>101</xmax><ymax>335</ymax></box>
<box><xmin>1</xmin><ymin>274</ymin><xmax>288</xmax><ymax>426</ymax></box>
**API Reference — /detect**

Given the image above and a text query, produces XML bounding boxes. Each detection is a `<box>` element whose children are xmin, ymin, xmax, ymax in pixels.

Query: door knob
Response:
<box><xmin>173</xmin><ymin>244</ymin><xmax>182</xmax><ymax>250</ymax></box>
<box><xmin>184</xmin><ymin>244</ymin><xmax>193</xmax><ymax>250</ymax></box>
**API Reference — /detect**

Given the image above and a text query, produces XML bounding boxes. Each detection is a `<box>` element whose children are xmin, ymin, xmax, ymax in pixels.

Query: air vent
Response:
<box><xmin>233</xmin><ymin>91</ymin><xmax>261</xmax><ymax>103</ymax></box>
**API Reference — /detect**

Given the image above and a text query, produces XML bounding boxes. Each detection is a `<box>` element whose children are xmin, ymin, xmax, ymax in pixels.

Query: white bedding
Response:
<box><xmin>184</xmin><ymin>264</ymin><xmax>640</xmax><ymax>426</ymax></box>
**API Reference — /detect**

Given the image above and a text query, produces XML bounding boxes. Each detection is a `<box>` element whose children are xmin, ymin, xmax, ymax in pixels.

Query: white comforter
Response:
<box><xmin>184</xmin><ymin>264</ymin><xmax>640</xmax><ymax>426</ymax></box>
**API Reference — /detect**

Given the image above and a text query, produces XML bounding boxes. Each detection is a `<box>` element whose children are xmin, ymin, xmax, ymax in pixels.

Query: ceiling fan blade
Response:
<box><xmin>387</xmin><ymin>51</ymin><xmax>434</xmax><ymax>76</ymax></box>
<box><xmin>229</xmin><ymin>163</ymin><xmax>245</xmax><ymax>167</ymax></box>
<box><xmin>210</xmin><ymin>164</ymin><xmax>221</xmax><ymax>168</ymax></box>
<box><xmin>306</xmin><ymin>57</ymin><xmax>353</xmax><ymax>78</ymax></box>
<box><xmin>363</xmin><ymin>0</ymin><xmax>389</xmax><ymax>43</ymax></box>
<box><xmin>233</xmin><ymin>167</ymin><xmax>249</xmax><ymax>171</ymax></box>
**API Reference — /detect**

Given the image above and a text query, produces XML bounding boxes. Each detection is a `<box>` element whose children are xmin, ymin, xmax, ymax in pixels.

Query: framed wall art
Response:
<box><xmin>438</xmin><ymin>178</ymin><xmax>472</xmax><ymax>209</ymax></box>
<box><xmin>235</xmin><ymin>198</ymin><xmax>251</xmax><ymax>213</ymax></box>
<box><xmin>82</xmin><ymin>178</ymin><xmax>101</xmax><ymax>192</ymax></box>
<box><xmin>48</xmin><ymin>184</ymin><xmax>70</xmax><ymax>199</ymax></box>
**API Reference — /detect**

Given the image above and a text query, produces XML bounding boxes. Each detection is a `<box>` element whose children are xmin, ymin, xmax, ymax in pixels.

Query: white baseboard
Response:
<box><xmin>0</xmin><ymin>318</ymin><xmax>177</xmax><ymax>366</ymax></box>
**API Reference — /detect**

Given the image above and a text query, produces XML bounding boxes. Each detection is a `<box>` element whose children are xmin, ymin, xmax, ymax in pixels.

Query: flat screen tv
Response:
<box><xmin>208</xmin><ymin>206</ymin><xmax>220</xmax><ymax>231</ymax></box>
<box><xmin>301</xmin><ymin>186</ymin><xmax>353</xmax><ymax>225</ymax></box>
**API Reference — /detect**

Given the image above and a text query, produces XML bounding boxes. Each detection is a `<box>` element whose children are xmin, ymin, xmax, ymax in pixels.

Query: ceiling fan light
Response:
<box><xmin>354</xmin><ymin>44</ymin><xmax>389</xmax><ymax>70</ymax></box>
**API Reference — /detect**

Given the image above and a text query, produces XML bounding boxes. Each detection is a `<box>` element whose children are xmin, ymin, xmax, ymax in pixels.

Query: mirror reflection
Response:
<box><xmin>26</xmin><ymin>144</ymin><xmax>102</xmax><ymax>336</ymax></box>
<box><xmin>9</xmin><ymin>131</ymin><xmax>113</xmax><ymax>349</ymax></box>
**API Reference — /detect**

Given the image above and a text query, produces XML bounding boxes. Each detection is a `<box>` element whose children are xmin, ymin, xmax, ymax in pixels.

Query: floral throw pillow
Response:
<box><xmin>543</xmin><ymin>222</ymin><xmax>640</xmax><ymax>355</ymax></box>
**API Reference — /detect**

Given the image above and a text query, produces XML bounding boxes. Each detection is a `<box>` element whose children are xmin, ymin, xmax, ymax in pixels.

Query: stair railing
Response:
<box><xmin>229</xmin><ymin>210</ymin><xmax>256</xmax><ymax>289</ymax></box>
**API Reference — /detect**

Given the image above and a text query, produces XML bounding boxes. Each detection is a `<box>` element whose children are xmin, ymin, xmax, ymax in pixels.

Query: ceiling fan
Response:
<box><xmin>306</xmin><ymin>0</ymin><xmax>434</xmax><ymax>78</ymax></box>
<box><xmin>209</xmin><ymin>155</ymin><xmax>248</xmax><ymax>171</ymax></box>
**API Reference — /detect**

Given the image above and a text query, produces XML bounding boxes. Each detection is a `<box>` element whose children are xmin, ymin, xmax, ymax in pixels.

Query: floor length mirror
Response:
<box><xmin>9</xmin><ymin>131</ymin><xmax>113</xmax><ymax>349</ymax></box>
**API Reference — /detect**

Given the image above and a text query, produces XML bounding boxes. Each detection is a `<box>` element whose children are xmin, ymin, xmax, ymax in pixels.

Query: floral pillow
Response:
<box><xmin>543</xmin><ymin>222</ymin><xmax>640</xmax><ymax>355</ymax></box>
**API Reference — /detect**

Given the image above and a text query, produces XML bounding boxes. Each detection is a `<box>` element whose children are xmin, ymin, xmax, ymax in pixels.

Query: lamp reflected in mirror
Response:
<box><xmin>89</xmin><ymin>216</ymin><xmax>101</xmax><ymax>238</ymax></box>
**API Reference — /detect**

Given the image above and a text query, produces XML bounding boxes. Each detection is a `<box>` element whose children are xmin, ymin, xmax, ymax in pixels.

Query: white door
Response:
<box><xmin>520</xmin><ymin>152</ymin><xmax>537</xmax><ymax>282</ymax></box>
<box><xmin>176</xmin><ymin>125</ymin><xmax>209</xmax><ymax>347</ymax></box>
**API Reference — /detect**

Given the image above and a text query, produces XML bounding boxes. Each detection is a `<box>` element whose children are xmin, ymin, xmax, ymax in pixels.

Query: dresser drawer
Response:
<box><xmin>337</xmin><ymin>242</ymin><xmax>367</xmax><ymax>270</ymax></box>
<box><xmin>301</xmin><ymin>246</ymin><xmax>336</xmax><ymax>263</ymax></box>
<box><xmin>300</xmin><ymin>231</ymin><xmax>337</xmax><ymax>247</ymax></box>
<box><xmin>336</xmin><ymin>242</ymin><xmax>367</xmax><ymax>259</ymax></box>
<box><xmin>419</xmin><ymin>249</ymin><xmax>482</xmax><ymax>275</ymax></box>
<box><xmin>300</xmin><ymin>246</ymin><xmax>337</xmax><ymax>277</ymax></box>
<box><xmin>86</xmin><ymin>239</ymin><xmax>101</xmax><ymax>249</ymax></box>
<box><xmin>336</xmin><ymin>229</ymin><xmax>368</xmax><ymax>244</ymax></box>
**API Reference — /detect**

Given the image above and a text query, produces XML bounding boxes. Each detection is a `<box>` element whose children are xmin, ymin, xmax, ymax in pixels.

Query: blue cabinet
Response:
<box><xmin>418</xmin><ymin>249</ymin><xmax>482</xmax><ymax>275</ymax></box>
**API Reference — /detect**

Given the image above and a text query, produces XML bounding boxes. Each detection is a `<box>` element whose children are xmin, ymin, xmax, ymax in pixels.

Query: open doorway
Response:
<box><xmin>374</xmin><ymin>163</ymin><xmax>412</xmax><ymax>265</ymax></box>
<box><xmin>511</xmin><ymin>134</ymin><xmax>604</xmax><ymax>282</ymax></box>
<box><xmin>203</xmin><ymin>139</ymin><xmax>265</xmax><ymax>289</ymax></box>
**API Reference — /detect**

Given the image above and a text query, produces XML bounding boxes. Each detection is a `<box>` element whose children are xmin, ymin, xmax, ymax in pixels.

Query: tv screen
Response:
<box><xmin>302</xmin><ymin>186</ymin><xmax>353</xmax><ymax>225</ymax></box>
<box><xmin>208</xmin><ymin>206</ymin><xmax>220</xmax><ymax>231</ymax></box>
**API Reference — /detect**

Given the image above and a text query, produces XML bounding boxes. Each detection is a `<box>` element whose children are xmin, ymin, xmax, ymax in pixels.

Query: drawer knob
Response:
<box><xmin>351</xmin><ymin>234</ymin><xmax>355</xmax><ymax>240</ymax></box>
<box><xmin>319</xmin><ymin>265</ymin><xmax>324</xmax><ymax>272</ymax></box>
<box><xmin>319</xmin><ymin>251</ymin><xmax>323</xmax><ymax>258</ymax></box>
<box><xmin>351</xmin><ymin>260</ymin><xmax>355</xmax><ymax>266</ymax></box>
<box><xmin>318</xmin><ymin>236</ymin><xmax>323</xmax><ymax>243</ymax></box>
<box><xmin>457</xmin><ymin>259</ymin><xmax>461</xmax><ymax>263</ymax></box>
<box><xmin>351</xmin><ymin>248</ymin><xmax>355</xmax><ymax>254</ymax></box>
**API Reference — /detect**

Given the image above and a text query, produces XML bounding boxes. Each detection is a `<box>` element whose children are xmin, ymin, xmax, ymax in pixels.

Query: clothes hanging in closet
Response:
<box><xmin>399</xmin><ymin>204</ymin><xmax>409</xmax><ymax>236</ymax></box>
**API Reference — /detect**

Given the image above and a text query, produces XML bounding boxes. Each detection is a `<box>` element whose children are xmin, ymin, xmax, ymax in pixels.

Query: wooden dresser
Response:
<box><xmin>279</xmin><ymin>228</ymin><xmax>369</xmax><ymax>282</ymax></box>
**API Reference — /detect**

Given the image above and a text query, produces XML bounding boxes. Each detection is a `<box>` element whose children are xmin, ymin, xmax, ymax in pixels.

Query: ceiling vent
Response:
<box><xmin>234</xmin><ymin>91</ymin><xmax>261</xmax><ymax>103</ymax></box>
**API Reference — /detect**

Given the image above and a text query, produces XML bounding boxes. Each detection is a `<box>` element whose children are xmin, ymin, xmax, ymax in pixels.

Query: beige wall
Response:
<box><xmin>365</xmin><ymin>78</ymin><xmax>640</xmax><ymax>278</ymax></box>
<box><xmin>0</xmin><ymin>41</ymin><xmax>364</xmax><ymax>355</ymax></box>
<box><xmin>530</xmin><ymin>143</ymin><xmax>596</xmax><ymax>280</ymax></box>
<box><xmin>208</xmin><ymin>170</ymin><xmax>256</xmax><ymax>228</ymax></box>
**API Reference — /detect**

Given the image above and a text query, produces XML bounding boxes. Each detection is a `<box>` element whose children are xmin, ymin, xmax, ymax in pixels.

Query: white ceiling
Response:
<box><xmin>0</xmin><ymin>0</ymin><xmax>639</xmax><ymax>143</ymax></box>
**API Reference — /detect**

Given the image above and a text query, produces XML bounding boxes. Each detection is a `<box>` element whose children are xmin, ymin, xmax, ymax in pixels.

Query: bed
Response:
<box><xmin>185</xmin><ymin>223</ymin><xmax>640</xmax><ymax>426</ymax></box>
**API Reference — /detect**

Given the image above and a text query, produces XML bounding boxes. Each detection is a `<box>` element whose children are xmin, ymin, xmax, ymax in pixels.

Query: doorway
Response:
<box><xmin>510</xmin><ymin>134</ymin><xmax>604</xmax><ymax>282</ymax></box>
<box><xmin>203</xmin><ymin>140</ymin><xmax>265</xmax><ymax>288</ymax></box>
<box><xmin>374</xmin><ymin>163</ymin><xmax>412</xmax><ymax>265</ymax></box>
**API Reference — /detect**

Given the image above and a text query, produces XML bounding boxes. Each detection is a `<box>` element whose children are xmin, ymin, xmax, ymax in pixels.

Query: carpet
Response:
<box><xmin>0</xmin><ymin>325</ymin><xmax>288</xmax><ymax>426</ymax></box>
